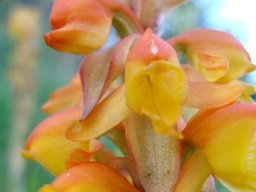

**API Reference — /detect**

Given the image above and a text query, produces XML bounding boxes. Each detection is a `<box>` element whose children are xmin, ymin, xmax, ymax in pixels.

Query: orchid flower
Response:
<box><xmin>22</xmin><ymin>0</ymin><xmax>256</xmax><ymax>192</ymax></box>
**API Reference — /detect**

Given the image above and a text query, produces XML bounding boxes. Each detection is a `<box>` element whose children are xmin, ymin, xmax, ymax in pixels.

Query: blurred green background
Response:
<box><xmin>0</xmin><ymin>0</ymin><xmax>255</xmax><ymax>191</ymax></box>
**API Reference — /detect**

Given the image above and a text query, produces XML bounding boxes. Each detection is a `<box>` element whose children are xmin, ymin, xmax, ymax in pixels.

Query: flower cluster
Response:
<box><xmin>23</xmin><ymin>0</ymin><xmax>256</xmax><ymax>191</ymax></box>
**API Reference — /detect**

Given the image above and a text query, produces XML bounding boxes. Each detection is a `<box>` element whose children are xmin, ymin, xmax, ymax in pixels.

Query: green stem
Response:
<box><xmin>174</xmin><ymin>150</ymin><xmax>212</xmax><ymax>192</ymax></box>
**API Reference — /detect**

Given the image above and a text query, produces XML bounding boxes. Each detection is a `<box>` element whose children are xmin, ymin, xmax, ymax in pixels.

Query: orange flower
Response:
<box><xmin>44</xmin><ymin>0</ymin><xmax>112</xmax><ymax>54</ymax></box>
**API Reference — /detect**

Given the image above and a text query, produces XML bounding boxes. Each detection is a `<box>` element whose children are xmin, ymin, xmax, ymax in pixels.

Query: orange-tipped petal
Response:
<box><xmin>169</xmin><ymin>28</ymin><xmax>256</xmax><ymax>82</ymax></box>
<box><xmin>42</xmin><ymin>74</ymin><xmax>82</xmax><ymax>114</ymax></box>
<box><xmin>67</xmin><ymin>85</ymin><xmax>131</xmax><ymax>141</ymax></box>
<box><xmin>184</xmin><ymin>80</ymin><xmax>244</xmax><ymax>109</ymax></box>
<box><xmin>183</xmin><ymin>103</ymin><xmax>256</xmax><ymax>191</ymax></box>
<box><xmin>39</xmin><ymin>162</ymin><xmax>139</xmax><ymax>192</ymax></box>
<box><xmin>22</xmin><ymin>108</ymin><xmax>91</xmax><ymax>175</ymax></box>
<box><xmin>124</xmin><ymin>114</ymin><xmax>181</xmax><ymax>192</ymax></box>
<box><xmin>125</xmin><ymin>29</ymin><xmax>187</xmax><ymax>134</ymax></box>
<box><xmin>45</xmin><ymin>0</ymin><xmax>112</xmax><ymax>54</ymax></box>
<box><xmin>80</xmin><ymin>35</ymin><xmax>139</xmax><ymax>119</ymax></box>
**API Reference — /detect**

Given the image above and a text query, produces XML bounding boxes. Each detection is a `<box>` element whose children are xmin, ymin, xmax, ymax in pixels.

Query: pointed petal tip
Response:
<box><xmin>21</xmin><ymin>150</ymin><xmax>34</xmax><ymax>160</ymax></box>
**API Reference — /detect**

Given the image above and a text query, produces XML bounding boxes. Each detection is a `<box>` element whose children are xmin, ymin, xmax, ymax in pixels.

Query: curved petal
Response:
<box><xmin>45</xmin><ymin>0</ymin><xmax>112</xmax><ymax>54</ymax></box>
<box><xmin>183</xmin><ymin>103</ymin><xmax>256</xmax><ymax>191</ymax></box>
<box><xmin>80</xmin><ymin>35</ymin><xmax>139</xmax><ymax>119</ymax></box>
<box><xmin>188</xmin><ymin>51</ymin><xmax>229</xmax><ymax>82</ymax></box>
<box><xmin>184</xmin><ymin>80</ymin><xmax>244</xmax><ymax>109</ymax></box>
<box><xmin>42</xmin><ymin>74</ymin><xmax>82</xmax><ymax>114</ymax></box>
<box><xmin>22</xmin><ymin>108</ymin><xmax>92</xmax><ymax>175</ymax></box>
<box><xmin>39</xmin><ymin>162</ymin><xmax>139</xmax><ymax>192</ymax></box>
<box><xmin>125</xmin><ymin>29</ymin><xmax>186</xmax><ymax>135</ymax></box>
<box><xmin>168</xmin><ymin>28</ymin><xmax>255</xmax><ymax>82</ymax></box>
<box><xmin>67</xmin><ymin>85</ymin><xmax>131</xmax><ymax>141</ymax></box>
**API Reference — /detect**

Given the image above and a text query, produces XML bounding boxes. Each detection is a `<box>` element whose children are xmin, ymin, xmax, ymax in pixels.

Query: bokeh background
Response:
<box><xmin>0</xmin><ymin>0</ymin><xmax>255</xmax><ymax>191</ymax></box>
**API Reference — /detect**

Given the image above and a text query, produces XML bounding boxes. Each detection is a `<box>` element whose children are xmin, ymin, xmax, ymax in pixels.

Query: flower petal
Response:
<box><xmin>67</xmin><ymin>85</ymin><xmax>131</xmax><ymax>141</ymax></box>
<box><xmin>189</xmin><ymin>51</ymin><xmax>229</xmax><ymax>82</ymax></box>
<box><xmin>184</xmin><ymin>80</ymin><xmax>244</xmax><ymax>109</ymax></box>
<box><xmin>125</xmin><ymin>29</ymin><xmax>186</xmax><ymax>135</ymax></box>
<box><xmin>80</xmin><ymin>35</ymin><xmax>139</xmax><ymax>119</ymax></box>
<box><xmin>39</xmin><ymin>162</ymin><xmax>139</xmax><ymax>192</ymax></box>
<box><xmin>183</xmin><ymin>103</ymin><xmax>256</xmax><ymax>191</ymax></box>
<box><xmin>22</xmin><ymin>109</ymin><xmax>91</xmax><ymax>175</ymax></box>
<box><xmin>45</xmin><ymin>0</ymin><xmax>112</xmax><ymax>54</ymax></box>
<box><xmin>169</xmin><ymin>28</ymin><xmax>256</xmax><ymax>82</ymax></box>
<box><xmin>42</xmin><ymin>74</ymin><xmax>82</xmax><ymax>114</ymax></box>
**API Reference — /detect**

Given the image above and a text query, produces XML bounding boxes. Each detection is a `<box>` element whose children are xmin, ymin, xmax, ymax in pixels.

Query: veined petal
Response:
<box><xmin>184</xmin><ymin>80</ymin><xmax>244</xmax><ymax>109</ymax></box>
<box><xmin>39</xmin><ymin>162</ymin><xmax>139</xmax><ymax>192</ymax></box>
<box><xmin>183</xmin><ymin>103</ymin><xmax>256</xmax><ymax>191</ymax></box>
<box><xmin>45</xmin><ymin>0</ymin><xmax>112</xmax><ymax>54</ymax></box>
<box><xmin>67</xmin><ymin>85</ymin><xmax>131</xmax><ymax>141</ymax></box>
<box><xmin>168</xmin><ymin>28</ymin><xmax>256</xmax><ymax>82</ymax></box>
<box><xmin>22</xmin><ymin>109</ymin><xmax>91</xmax><ymax>175</ymax></box>
<box><xmin>80</xmin><ymin>35</ymin><xmax>139</xmax><ymax>119</ymax></box>
<box><xmin>42</xmin><ymin>74</ymin><xmax>82</xmax><ymax>114</ymax></box>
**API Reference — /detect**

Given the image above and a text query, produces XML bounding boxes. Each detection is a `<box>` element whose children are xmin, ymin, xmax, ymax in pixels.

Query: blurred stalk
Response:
<box><xmin>7</xmin><ymin>5</ymin><xmax>40</xmax><ymax>192</ymax></box>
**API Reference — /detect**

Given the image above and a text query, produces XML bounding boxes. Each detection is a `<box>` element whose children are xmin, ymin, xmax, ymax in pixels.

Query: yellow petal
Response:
<box><xmin>125</xmin><ymin>29</ymin><xmax>186</xmax><ymax>134</ymax></box>
<box><xmin>38</xmin><ymin>162</ymin><xmax>139</xmax><ymax>192</ymax></box>
<box><xmin>23</xmin><ymin>108</ymin><xmax>90</xmax><ymax>175</ymax></box>
<box><xmin>126</xmin><ymin>60</ymin><xmax>186</xmax><ymax>134</ymax></box>
<box><xmin>183</xmin><ymin>103</ymin><xmax>256</xmax><ymax>191</ymax></box>
<box><xmin>173</xmin><ymin>150</ymin><xmax>211</xmax><ymax>192</ymax></box>
<box><xmin>190</xmin><ymin>51</ymin><xmax>229</xmax><ymax>82</ymax></box>
<box><xmin>239</xmin><ymin>82</ymin><xmax>256</xmax><ymax>103</ymax></box>
<box><xmin>169</xmin><ymin>28</ymin><xmax>255</xmax><ymax>82</ymax></box>
<box><xmin>67</xmin><ymin>85</ymin><xmax>131</xmax><ymax>141</ymax></box>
